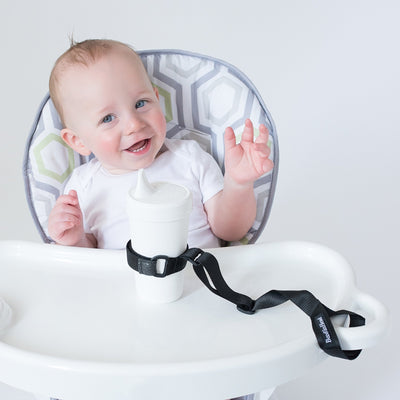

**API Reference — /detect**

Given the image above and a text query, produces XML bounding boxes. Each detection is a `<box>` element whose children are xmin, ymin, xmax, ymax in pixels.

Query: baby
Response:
<box><xmin>48</xmin><ymin>39</ymin><xmax>273</xmax><ymax>249</ymax></box>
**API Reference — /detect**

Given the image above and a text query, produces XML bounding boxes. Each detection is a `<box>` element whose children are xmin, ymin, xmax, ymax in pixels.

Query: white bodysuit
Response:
<box><xmin>64</xmin><ymin>138</ymin><xmax>224</xmax><ymax>249</ymax></box>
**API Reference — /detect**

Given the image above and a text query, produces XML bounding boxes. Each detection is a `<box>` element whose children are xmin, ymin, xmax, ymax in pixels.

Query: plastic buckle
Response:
<box><xmin>191</xmin><ymin>250</ymin><xmax>205</xmax><ymax>267</ymax></box>
<box><xmin>150</xmin><ymin>254</ymin><xmax>172</xmax><ymax>278</ymax></box>
<box><xmin>180</xmin><ymin>248</ymin><xmax>204</xmax><ymax>268</ymax></box>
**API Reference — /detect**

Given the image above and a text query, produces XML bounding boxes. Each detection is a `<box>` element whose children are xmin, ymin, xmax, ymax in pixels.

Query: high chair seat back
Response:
<box><xmin>23</xmin><ymin>49</ymin><xmax>279</xmax><ymax>245</ymax></box>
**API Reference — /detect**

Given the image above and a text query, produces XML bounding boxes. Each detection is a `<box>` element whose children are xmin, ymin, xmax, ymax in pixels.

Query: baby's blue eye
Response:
<box><xmin>102</xmin><ymin>115</ymin><xmax>115</xmax><ymax>124</ymax></box>
<box><xmin>136</xmin><ymin>100</ymin><xmax>147</xmax><ymax>109</ymax></box>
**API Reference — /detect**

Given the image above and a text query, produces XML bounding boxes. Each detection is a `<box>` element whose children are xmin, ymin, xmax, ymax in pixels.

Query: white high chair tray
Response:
<box><xmin>0</xmin><ymin>240</ymin><xmax>387</xmax><ymax>400</ymax></box>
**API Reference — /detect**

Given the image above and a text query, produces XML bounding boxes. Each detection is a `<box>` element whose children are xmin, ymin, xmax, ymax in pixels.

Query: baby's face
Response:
<box><xmin>60</xmin><ymin>48</ymin><xmax>167</xmax><ymax>174</ymax></box>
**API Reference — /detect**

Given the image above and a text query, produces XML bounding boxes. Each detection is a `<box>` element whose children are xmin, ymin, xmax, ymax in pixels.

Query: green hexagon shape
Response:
<box><xmin>153</xmin><ymin>84</ymin><xmax>173</xmax><ymax>123</ymax></box>
<box><xmin>33</xmin><ymin>133</ymin><xmax>75</xmax><ymax>184</ymax></box>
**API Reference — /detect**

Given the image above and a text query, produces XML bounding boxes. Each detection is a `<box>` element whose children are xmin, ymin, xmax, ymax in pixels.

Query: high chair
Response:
<box><xmin>22</xmin><ymin>49</ymin><xmax>279</xmax><ymax>400</ymax></box>
<box><xmin>0</xmin><ymin>50</ymin><xmax>386</xmax><ymax>400</ymax></box>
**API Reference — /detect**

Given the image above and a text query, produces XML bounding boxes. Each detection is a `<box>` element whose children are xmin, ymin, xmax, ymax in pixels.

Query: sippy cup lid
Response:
<box><xmin>127</xmin><ymin>169</ymin><xmax>192</xmax><ymax>222</ymax></box>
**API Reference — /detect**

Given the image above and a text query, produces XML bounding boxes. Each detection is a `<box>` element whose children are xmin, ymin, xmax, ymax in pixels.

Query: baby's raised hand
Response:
<box><xmin>48</xmin><ymin>190</ymin><xmax>85</xmax><ymax>246</ymax></box>
<box><xmin>224</xmin><ymin>119</ymin><xmax>273</xmax><ymax>186</ymax></box>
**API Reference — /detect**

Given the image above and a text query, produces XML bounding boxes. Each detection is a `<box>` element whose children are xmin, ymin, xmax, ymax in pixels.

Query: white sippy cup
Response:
<box><xmin>126</xmin><ymin>169</ymin><xmax>192</xmax><ymax>303</ymax></box>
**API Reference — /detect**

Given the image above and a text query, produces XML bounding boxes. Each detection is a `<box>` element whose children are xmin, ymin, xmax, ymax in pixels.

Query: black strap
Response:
<box><xmin>126</xmin><ymin>240</ymin><xmax>187</xmax><ymax>277</ymax></box>
<box><xmin>180</xmin><ymin>248</ymin><xmax>365</xmax><ymax>360</ymax></box>
<box><xmin>127</xmin><ymin>243</ymin><xmax>366</xmax><ymax>360</ymax></box>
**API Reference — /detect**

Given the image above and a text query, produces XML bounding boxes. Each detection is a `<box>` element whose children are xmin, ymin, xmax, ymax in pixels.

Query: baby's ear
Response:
<box><xmin>153</xmin><ymin>86</ymin><xmax>160</xmax><ymax>100</ymax></box>
<box><xmin>61</xmin><ymin>129</ymin><xmax>91</xmax><ymax>156</ymax></box>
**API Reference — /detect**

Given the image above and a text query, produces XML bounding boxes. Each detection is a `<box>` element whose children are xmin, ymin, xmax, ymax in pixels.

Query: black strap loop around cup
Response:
<box><xmin>126</xmin><ymin>240</ymin><xmax>187</xmax><ymax>277</ymax></box>
<box><xmin>126</xmin><ymin>242</ymin><xmax>366</xmax><ymax>360</ymax></box>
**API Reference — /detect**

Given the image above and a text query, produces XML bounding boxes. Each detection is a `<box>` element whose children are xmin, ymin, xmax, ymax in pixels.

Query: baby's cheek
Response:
<box><xmin>154</xmin><ymin>109</ymin><xmax>167</xmax><ymax>130</ymax></box>
<box><xmin>98</xmin><ymin>135</ymin><xmax>119</xmax><ymax>152</ymax></box>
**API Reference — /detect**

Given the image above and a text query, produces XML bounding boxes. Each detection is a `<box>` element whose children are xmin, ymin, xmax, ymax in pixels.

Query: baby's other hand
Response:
<box><xmin>48</xmin><ymin>190</ymin><xmax>85</xmax><ymax>246</ymax></box>
<box><xmin>224</xmin><ymin>119</ymin><xmax>273</xmax><ymax>186</ymax></box>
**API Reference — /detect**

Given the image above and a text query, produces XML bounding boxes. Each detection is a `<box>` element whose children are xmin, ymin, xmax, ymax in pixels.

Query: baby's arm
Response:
<box><xmin>48</xmin><ymin>190</ymin><xmax>97</xmax><ymax>247</ymax></box>
<box><xmin>205</xmin><ymin>119</ymin><xmax>273</xmax><ymax>241</ymax></box>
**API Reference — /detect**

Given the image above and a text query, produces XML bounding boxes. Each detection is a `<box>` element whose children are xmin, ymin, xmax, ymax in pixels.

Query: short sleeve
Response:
<box><xmin>187</xmin><ymin>141</ymin><xmax>224</xmax><ymax>204</ymax></box>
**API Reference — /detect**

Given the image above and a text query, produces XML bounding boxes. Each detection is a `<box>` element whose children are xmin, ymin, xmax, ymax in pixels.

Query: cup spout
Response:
<box><xmin>134</xmin><ymin>169</ymin><xmax>156</xmax><ymax>199</ymax></box>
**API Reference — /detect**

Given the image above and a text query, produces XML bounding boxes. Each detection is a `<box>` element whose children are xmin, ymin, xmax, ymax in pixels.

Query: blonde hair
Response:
<box><xmin>49</xmin><ymin>39</ymin><xmax>140</xmax><ymax>126</ymax></box>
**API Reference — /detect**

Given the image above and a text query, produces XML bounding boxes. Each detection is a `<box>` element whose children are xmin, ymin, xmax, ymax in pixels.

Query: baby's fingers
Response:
<box><xmin>224</xmin><ymin>127</ymin><xmax>237</xmax><ymax>151</ymax></box>
<box><xmin>254</xmin><ymin>142</ymin><xmax>271</xmax><ymax>158</ymax></box>
<box><xmin>254</xmin><ymin>140</ymin><xmax>273</xmax><ymax>174</ymax></box>
<box><xmin>53</xmin><ymin>219</ymin><xmax>79</xmax><ymax>236</ymax></box>
<box><xmin>262</xmin><ymin>158</ymin><xmax>274</xmax><ymax>173</ymax></box>
<box><xmin>50</xmin><ymin>202</ymin><xmax>81</xmax><ymax>227</ymax></box>
<box><xmin>241</xmin><ymin>119</ymin><xmax>255</xmax><ymax>142</ymax></box>
<box><xmin>58</xmin><ymin>190</ymin><xmax>79</xmax><ymax>206</ymax></box>
<box><xmin>50</xmin><ymin>192</ymin><xmax>81</xmax><ymax>226</ymax></box>
<box><xmin>255</xmin><ymin>123</ymin><xmax>270</xmax><ymax>144</ymax></box>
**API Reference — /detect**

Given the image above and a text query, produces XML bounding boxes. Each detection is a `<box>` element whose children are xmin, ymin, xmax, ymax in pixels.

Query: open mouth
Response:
<box><xmin>125</xmin><ymin>139</ymin><xmax>150</xmax><ymax>153</ymax></box>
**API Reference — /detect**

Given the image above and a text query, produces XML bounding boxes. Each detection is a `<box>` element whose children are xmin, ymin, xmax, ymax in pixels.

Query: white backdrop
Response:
<box><xmin>0</xmin><ymin>0</ymin><xmax>398</xmax><ymax>399</ymax></box>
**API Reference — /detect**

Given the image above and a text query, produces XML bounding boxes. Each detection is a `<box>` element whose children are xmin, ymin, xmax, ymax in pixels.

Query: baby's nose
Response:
<box><xmin>126</xmin><ymin>113</ymin><xmax>145</xmax><ymax>134</ymax></box>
